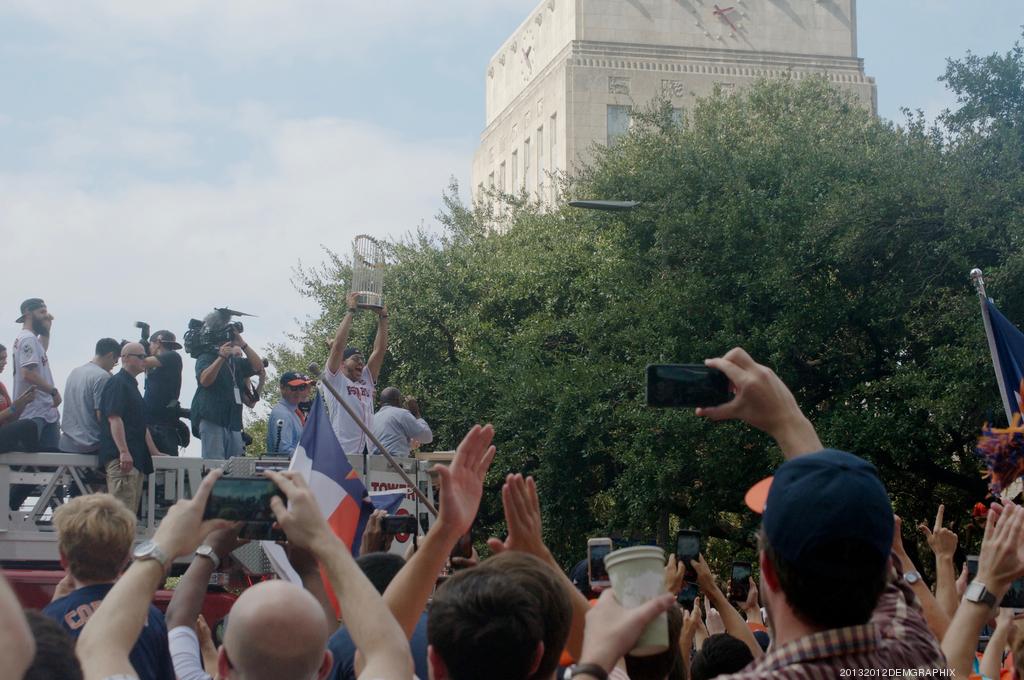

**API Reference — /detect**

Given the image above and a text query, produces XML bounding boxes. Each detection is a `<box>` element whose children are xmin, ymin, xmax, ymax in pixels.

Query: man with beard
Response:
<box><xmin>12</xmin><ymin>298</ymin><xmax>61</xmax><ymax>450</ymax></box>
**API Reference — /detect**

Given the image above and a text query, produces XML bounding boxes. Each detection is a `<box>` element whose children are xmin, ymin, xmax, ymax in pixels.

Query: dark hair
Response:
<box><xmin>762</xmin><ymin>532</ymin><xmax>887</xmax><ymax>629</ymax></box>
<box><xmin>428</xmin><ymin>552</ymin><xmax>572</xmax><ymax>680</ymax></box>
<box><xmin>380</xmin><ymin>386</ymin><xmax>402</xmax><ymax>407</ymax></box>
<box><xmin>23</xmin><ymin>610</ymin><xmax>84</xmax><ymax>680</ymax></box>
<box><xmin>0</xmin><ymin>343</ymin><xmax>6</xmax><ymax>353</ymax></box>
<box><xmin>356</xmin><ymin>552</ymin><xmax>406</xmax><ymax>594</ymax></box>
<box><xmin>690</xmin><ymin>633</ymin><xmax>753</xmax><ymax>680</ymax></box>
<box><xmin>95</xmin><ymin>337</ymin><xmax>121</xmax><ymax>357</ymax></box>
<box><xmin>625</xmin><ymin>604</ymin><xmax>686</xmax><ymax>680</ymax></box>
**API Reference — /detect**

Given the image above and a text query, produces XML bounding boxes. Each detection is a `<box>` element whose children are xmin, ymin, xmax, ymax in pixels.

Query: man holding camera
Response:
<box><xmin>266</xmin><ymin>371</ymin><xmax>314</xmax><ymax>456</ymax></box>
<box><xmin>371</xmin><ymin>387</ymin><xmax>432</xmax><ymax>458</ymax></box>
<box><xmin>12</xmin><ymin>298</ymin><xmax>61</xmax><ymax>450</ymax></box>
<box><xmin>190</xmin><ymin>332</ymin><xmax>263</xmax><ymax>459</ymax></box>
<box><xmin>143</xmin><ymin>330</ymin><xmax>184</xmax><ymax>456</ymax></box>
<box><xmin>325</xmin><ymin>292</ymin><xmax>388</xmax><ymax>455</ymax></box>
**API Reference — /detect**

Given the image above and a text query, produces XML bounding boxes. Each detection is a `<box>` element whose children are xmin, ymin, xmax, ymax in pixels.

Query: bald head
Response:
<box><xmin>220</xmin><ymin>581</ymin><xmax>332</xmax><ymax>680</ymax></box>
<box><xmin>380</xmin><ymin>387</ymin><xmax>402</xmax><ymax>407</ymax></box>
<box><xmin>119</xmin><ymin>342</ymin><xmax>147</xmax><ymax>377</ymax></box>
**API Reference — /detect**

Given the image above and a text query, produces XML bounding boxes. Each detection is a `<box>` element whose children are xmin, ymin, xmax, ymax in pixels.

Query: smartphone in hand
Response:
<box><xmin>587</xmin><ymin>537</ymin><xmax>613</xmax><ymax>590</ymax></box>
<box><xmin>646</xmin><ymin>364</ymin><xmax>732</xmax><ymax>408</ymax></box>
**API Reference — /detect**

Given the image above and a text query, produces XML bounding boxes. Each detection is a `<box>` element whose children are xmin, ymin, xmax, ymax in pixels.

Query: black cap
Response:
<box><xmin>150</xmin><ymin>330</ymin><xmax>182</xmax><ymax>350</ymax></box>
<box><xmin>762</xmin><ymin>449</ymin><xmax>893</xmax><ymax>576</ymax></box>
<box><xmin>16</xmin><ymin>298</ymin><xmax>45</xmax><ymax>324</ymax></box>
<box><xmin>343</xmin><ymin>347</ymin><xmax>363</xmax><ymax>360</ymax></box>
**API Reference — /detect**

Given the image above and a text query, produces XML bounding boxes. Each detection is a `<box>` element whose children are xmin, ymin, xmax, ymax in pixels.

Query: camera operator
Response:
<box><xmin>190</xmin><ymin>332</ymin><xmax>263</xmax><ymax>459</ymax></box>
<box><xmin>325</xmin><ymin>291</ymin><xmax>388</xmax><ymax>455</ymax></box>
<box><xmin>143</xmin><ymin>330</ymin><xmax>184</xmax><ymax>456</ymax></box>
<box><xmin>11</xmin><ymin>298</ymin><xmax>61</xmax><ymax>450</ymax></box>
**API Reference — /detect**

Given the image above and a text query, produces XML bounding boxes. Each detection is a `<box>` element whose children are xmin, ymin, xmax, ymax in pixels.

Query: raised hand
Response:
<box><xmin>578</xmin><ymin>589</ymin><xmax>675</xmax><ymax>674</ymax></box>
<box><xmin>692</xmin><ymin>554</ymin><xmax>717</xmax><ymax>594</ymax></box>
<box><xmin>919</xmin><ymin>504</ymin><xmax>958</xmax><ymax>559</ymax></box>
<box><xmin>360</xmin><ymin>509</ymin><xmax>390</xmax><ymax>555</ymax></box>
<box><xmin>434</xmin><ymin>424</ymin><xmax>496</xmax><ymax>538</ymax></box>
<box><xmin>265</xmin><ymin>470</ymin><xmax>333</xmax><ymax>550</ymax></box>
<box><xmin>978</xmin><ymin>502</ymin><xmax>1024</xmax><ymax>594</ymax></box>
<box><xmin>486</xmin><ymin>473</ymin><xmax>547</xmax><ymax>558</ymax></box>
<box><xmin>664</xmin><ymin>554</ymin><xmax>685</xmax><ymax>595</ymax></box>
<box><xmin>153</xmin><ymin>469</ymin><xmax>232</xmax><ymax>559</ymax></box>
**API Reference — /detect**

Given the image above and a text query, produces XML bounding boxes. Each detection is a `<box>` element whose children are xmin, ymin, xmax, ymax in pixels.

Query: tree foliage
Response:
<box><xmin>259</xmin><ymin>35</ymin><xmax>1024</xmax><ymax>569</ymax></box>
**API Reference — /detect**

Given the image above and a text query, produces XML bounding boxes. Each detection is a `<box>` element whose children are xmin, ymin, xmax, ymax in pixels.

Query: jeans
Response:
<box><xmin>0</xmin><ymin>419</ymin><xmax>39</xmax><ymax>453</ymax></box>
<box><xmin>199</xmin><ymin>420</ymin><xmax>244</xmax><ymax>460</ymax></box>
<box><xmin>31</xmin><ymin>418</ymin><xmax>60</xmax><ymax>451</ymax></box>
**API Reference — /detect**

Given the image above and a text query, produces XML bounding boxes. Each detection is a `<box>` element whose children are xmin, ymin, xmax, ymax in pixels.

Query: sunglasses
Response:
<box><xmin>286</xmin><ymin>384</ymin><xmax>310</xmax><ymax>391</ymax></box>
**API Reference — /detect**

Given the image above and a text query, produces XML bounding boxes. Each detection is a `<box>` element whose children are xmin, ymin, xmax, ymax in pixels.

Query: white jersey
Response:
<box><xmin>12</xmin><ymin>329</ymin><xmax>58</xmax><ymax>423</ymax></box>
<box><xmin>324</xmin><ymin>365</ymin><xmax>376</xmax><ymax>454</ymax></box>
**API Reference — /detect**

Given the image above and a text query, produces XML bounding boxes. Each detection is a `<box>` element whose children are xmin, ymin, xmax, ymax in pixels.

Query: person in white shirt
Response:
<box><xmin>12</xmin><ymin>298</ymin><xmax>61</xmax><ymax>450</ymax></box>
<box><xmin>371</xmin><ymin>387</ymin><xmax>432</xmax><ymax>458</ymax></box>
<box><xmin>324</xmin><ymin>292</ymin><xmax>388</xmax><ymax>455</ymax></box>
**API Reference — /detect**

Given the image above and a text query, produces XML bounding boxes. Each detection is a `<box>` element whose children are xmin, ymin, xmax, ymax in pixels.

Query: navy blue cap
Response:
<box><xmin>343</xmin><ymin>347</ymin><xmax>363</xmax><ymax>360</ymax></box>
<box><xmin>762</xmin><ymin>449</ymin><xmax>893</xmax><ymax>575</ymax></box>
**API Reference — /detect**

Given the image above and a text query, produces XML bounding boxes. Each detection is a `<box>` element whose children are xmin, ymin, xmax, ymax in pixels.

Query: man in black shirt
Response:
<box><xmin>99</xmin><ymin>342</ymin><xmax>166</xmax><ymax>514</ymax></box>
<box><xmin>190</xmin><ymin>333</ymin><xmax>262</xmax><ymax>460</ymax></box>
<box><xmin>143</xmin><ymin>330</ymin><xmax>183</xmax><ymax>456</ymax></box>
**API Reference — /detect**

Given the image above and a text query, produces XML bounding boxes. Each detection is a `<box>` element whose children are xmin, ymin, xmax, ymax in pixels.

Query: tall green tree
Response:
<box><xmin>261</xmin><ymin>38</ymin><xmax>1024</xmax><ymax>567</ymax></box>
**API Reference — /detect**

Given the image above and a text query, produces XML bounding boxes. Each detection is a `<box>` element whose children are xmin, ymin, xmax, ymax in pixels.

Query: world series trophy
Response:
<box><xmin>351</xmin><ymin>235</ymin><xmax>384</xmax><ymax>310</ymax></box>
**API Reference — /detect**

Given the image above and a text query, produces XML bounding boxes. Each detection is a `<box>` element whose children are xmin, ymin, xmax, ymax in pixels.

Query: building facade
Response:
<box><xmin>471</xmin><ymin>0</ymin><xmax>876</xmax><ymax>201</ymax></box>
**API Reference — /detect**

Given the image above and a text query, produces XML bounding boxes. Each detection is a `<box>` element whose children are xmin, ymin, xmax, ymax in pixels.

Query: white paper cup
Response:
<box><xmin>603</xmin><ymin>545</ymin><xmax>669</xmax><ymax>656</ymax></box>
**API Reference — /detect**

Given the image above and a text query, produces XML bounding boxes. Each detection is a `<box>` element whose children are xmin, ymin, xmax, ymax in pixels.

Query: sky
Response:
<box><xmin>1</xmin><ymin>1</ymin><xmax>1021</xmax><ymax>455</ymax></box>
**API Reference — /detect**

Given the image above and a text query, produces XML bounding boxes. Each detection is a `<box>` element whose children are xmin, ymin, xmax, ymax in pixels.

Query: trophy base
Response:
<box><xmin>354</xmin><ymin>292</ymin><xmax>383</xmax><ymax>310</ymax></box>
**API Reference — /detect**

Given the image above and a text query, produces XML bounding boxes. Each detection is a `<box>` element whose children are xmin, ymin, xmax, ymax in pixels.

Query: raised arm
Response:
<box><xmin>266</xmin><ymin>470</ymin><xmax>412</xmax><ymax>680</ymax></box>
<box><xmin>981</xmin><ymin>607</ymin><xmax>1014</xmax><ymax>680</ymax></box>
<box><xmin>234</xmin><ymin>334</ymin><xmax>263</xmax><ymax>375</ymax></box>
<box><xmin>942</xmin><ymin>502</ymin><xmax>1024</xmax><ymax>680</ymax></box>
<box><xmin>198</xmin><ymin>344</ymin><xmax>234</xmax><ymax>388</ymax></box>
<box><xmin>326</xmin><ymin>292</ymin><xmax>359</xmax><ymax>375</ymax></box>
<box><xmin>918</xmin><ymin>504</ymin><xmax>960</xmax><ymax>620</ymax></box>
<box><xmin>891</xmin><ymin>515</ymin><xmax>950</xmax><ymax>640</ymax></box>
<box><xmin>692</xmin><ymin>554</ymin><xmax>764</xmax><ymax>659</ymax></box>
<box><xmin>487</xmin><ymin>473</ymin><xmax>592</xmax><ymax>661</ymax></box>
<box><xmin>77</xmin><ymin>470</ymin><xmax>229</xmax><ymax>680</ymax></box>
<box><xmin>365</xmin><ymin>306</ymin><xmax>389</xmax><ymax>383</ymax></box>
<box><xmin>378</xmin><ymin>424</ymin><xmax>496</xmax><ymax>638</ymax></box>
<box><xmin>0</xmin><ymin>570</ymin><xmax>35</xmax><ymax>680</ymax></box>
<box><xmin>696</xmin><ymin>348</ymin><xmax>822</xmax><ymax>460</ymax></box>
<box><xmin>165</xmin><ymin>526</ymin><xmax>242</xmax><ymax>630</ymax></box>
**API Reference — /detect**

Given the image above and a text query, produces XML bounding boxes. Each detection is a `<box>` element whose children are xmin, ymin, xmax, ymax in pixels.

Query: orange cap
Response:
<box><xmin>744</xmin><ymin>476</ymin><xmax>773</xmax><ymax>513</ymax></box>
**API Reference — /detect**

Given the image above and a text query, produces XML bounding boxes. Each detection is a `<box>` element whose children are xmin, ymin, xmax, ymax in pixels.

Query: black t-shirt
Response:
<box><xmin>144</xmin><ymin>350</ymin><xmax>182</xmax><ymax>424</ymax></box>
<box><xmin>99</xmin><ymin>369</ymin><xmax>154</xmax><ymax>475</ymax></box>
<box><xmin>43</xmin><ymin>583</ymin><xmax>174</xmax><ymax>680</ymax></box>
<box><xmin>190</xmin><ymin>353</ymin><xmax>254</xmax><ymax>431</ymax></box>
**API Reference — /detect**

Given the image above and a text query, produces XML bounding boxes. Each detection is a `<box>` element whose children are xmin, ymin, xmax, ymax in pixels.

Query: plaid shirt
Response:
<box><xmin>718</xmin><ymin>569</ymin><xmax>947</xmax><ymax>680</ymax></box>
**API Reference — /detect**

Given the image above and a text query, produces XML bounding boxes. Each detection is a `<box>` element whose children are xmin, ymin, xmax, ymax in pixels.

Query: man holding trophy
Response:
<box><xmin>324</xmin><ymin>291</ymin><xmax>389</xmax><ymax>456</ymax></box>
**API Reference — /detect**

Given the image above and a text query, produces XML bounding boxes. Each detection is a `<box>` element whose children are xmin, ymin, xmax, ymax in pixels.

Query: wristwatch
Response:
<box><xmin>195</xmin><ymin>544</ymin><xmax>221</xmax><ymax>570</ymax></box>
<box><xmin>903</xmin><ymin>570</ymin><xmax>922</xmax><ymax>585</ymax></box>
<box><xmin>964</xmin><ymin>580</ymin><xmax>998</xmax><ymax>608</ymax></box>
<box><xmin>565</xmin><ymin>664</ymin><xmax>608</xmax><ymax>680</ymax></box>
<box><xmin>132</xmin><ymin>540</ymin><xmax>171</xmax><ymax>569</ymax></box>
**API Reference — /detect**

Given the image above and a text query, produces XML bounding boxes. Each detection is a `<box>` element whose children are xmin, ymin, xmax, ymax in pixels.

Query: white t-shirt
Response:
<box><xmin>12</xmin><ymin>329</ymin><xmax>57</xmax><ymax>422</ymax></box>
<box><xmin>324</xmin><ymin>365</ymin><xmax>375</xmax><ymax>454</ymax></box>
<box><xmin>168</xmin><ymin>626</ymin><xmax>212</xmax><ymax>680</ymax></box>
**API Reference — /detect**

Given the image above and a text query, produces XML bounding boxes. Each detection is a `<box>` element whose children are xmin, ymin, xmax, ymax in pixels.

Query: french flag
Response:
<box><xmin>289</xmin><ymin>392</ymin><xmax>373</xmax><ymax>554</ymax></box>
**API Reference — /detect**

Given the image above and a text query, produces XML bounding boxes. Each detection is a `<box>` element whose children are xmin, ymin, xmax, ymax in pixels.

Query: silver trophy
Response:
<box><xmin>351</xmin><ymin>235</ymin><xmax>385</xmax><ymax>309</ymax></box>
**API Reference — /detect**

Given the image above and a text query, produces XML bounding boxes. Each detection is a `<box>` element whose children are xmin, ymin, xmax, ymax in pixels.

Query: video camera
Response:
<box><xmin>183</xmin><ymin>307</ymin><xmax>255</xmax><ymax>358</ymax></box>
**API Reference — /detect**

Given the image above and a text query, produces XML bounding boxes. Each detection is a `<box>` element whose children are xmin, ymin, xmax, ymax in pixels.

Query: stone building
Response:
<box><xmin>471</xmin><ymin>0</ymin><xmax>876</xmax><ymax>201</ymax></box>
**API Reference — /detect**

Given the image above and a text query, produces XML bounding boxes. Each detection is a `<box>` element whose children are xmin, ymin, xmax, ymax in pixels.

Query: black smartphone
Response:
<box><xmin>588</xmin><ymin>537</ymin><xmax>613</xmax><ymax>589</ymax></box>
<box><xmin>966</xmin><ymin>555</ymin><xmax>978</xmax><ymax>581</ymax></box>
<box><xmin>677</xmin><ymin>582</ymin><xmax>699</xmax><ymax>610</ymax></box>
<box><xmin>646</xmin><ymin>364</ymin><xmax>732</xmax><ymax>408</ymax></box>
<box><xmin>676</xmin><ymin>530</ymin><xmax>701</xmax><ymax>582</ymax></box>
<box><xmin>381</xmin><ymin>515</ymin><xmax>419</xmax><ymax>535</ymax></box>
<box><xmin>203</xmin><ymin>477</ymin><xmax>278</xmax><ymax>523</ymax></box>
<box><xmin>731</xmin><ymin>561</ymin><xmax>752</xmax><ymax>602</ymax></box>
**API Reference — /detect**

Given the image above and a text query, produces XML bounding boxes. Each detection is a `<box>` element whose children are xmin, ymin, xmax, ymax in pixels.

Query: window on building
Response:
<box><xmin>672</xmin><ymin>108</ymin><xmax>684</xmax><ymax>125</ymax></box>
<box><xmin>511</xmin><ymin>150</ymin><xmax>519</xmax><ymax>191</ymax></box>
<box><xmin>551</xmin><ymin>114</ymin><xmax>559</xmax><ymax>200</ymax></box>
<box><xmin>488</xmin><ymin>172</ymin><xmax>495</xmax><ymax>189</ymax></box>
<box><xmin>607</xmin><ymin>105</ymin><xmax>631</xmax><ymax>146</ymax></box>
<box><xmin>536</xmin><ymin>126</ymin><xmax>544</xmax><ymax>196</ymax></box>
<box><xmin>499</xmin><ymin>162</ymin><xmax>506</xmax><ymax>192</ymax></box>
<box><xmin>524</xmin><ymin>138</ymin><xmax>531</xmax><ymax>190</ymax></box>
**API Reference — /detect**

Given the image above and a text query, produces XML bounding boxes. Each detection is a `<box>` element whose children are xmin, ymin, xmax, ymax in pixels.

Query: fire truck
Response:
<box><xmin>1</xmin><ymin>451</ymin><xmax>440</xmax><ymax>628</ymax></box>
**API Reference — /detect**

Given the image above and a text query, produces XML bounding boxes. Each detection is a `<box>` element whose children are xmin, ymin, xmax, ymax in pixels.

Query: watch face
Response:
<box><xmin>133</xmin><ymin>540</ymin><xmax>155</xmax><ymax>559</ymax></box>
<box><xmin>904</xmin><ymin>571</ymin><xmax>920</xmax><ymax>584</ymax></box>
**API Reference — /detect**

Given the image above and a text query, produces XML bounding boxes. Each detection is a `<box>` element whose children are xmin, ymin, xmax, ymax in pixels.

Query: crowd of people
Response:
<box><xmin>2</xmin><ymin>334</ymin><xmax>1023</xmax><ymax>679</ymax></box>
<box><xmin>0</xmin><ymin>295</ymin><xmax>432</xmax><ymax>513</ymax></box>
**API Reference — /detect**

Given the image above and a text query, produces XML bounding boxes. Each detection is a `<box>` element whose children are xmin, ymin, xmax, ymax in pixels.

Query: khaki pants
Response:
<box><xmin>105</xmin><ymin>459</ymin><xmax>143</xmax><ymax>514</ymax></box>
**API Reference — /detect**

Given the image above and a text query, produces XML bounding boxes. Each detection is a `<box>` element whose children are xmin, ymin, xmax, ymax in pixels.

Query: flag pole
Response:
<box><xmin>971</xmin><ymin>268</ymin><xmax>1013</xmax><ymax>424</ymax></box>
<box><xmin>309</xmin><ymin>362</ymin><xmax>439</xmax><ymax>517</ymax></box>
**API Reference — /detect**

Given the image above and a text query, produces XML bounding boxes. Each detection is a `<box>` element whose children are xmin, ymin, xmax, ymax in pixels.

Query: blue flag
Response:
<box><xmin>985</xmin><ymin>299</ymin><xmax>1024</xmax><ymax>418</ymax></box>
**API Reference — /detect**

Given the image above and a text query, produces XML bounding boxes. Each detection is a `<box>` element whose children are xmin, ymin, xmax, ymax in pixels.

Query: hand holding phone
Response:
<box><xmin>729</xmin><ymin>562</ymin><xmax>752</xmax><ymax>603</ymax></box>
<box><xmin>647</xmin><ymin>365</ymin><xmax>732</xmax><ymax>408</ymax></box>
<box><xmin>675</xmin><ymin>530</ymin><xmax>701</xmax><ymax>583</ymax></box>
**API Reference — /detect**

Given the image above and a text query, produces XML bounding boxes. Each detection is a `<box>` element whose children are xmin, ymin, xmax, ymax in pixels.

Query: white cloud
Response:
<box><xmin>0</xmin><ymin>0</ymin><xmax>535</xmax><ymax>61</ymax></box>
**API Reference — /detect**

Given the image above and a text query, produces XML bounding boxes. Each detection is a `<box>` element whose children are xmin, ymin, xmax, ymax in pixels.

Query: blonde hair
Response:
<box><xmin>54</xmin><ymin>493</ymin><xmax>137</xmax><ymax>582</ymax></box>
